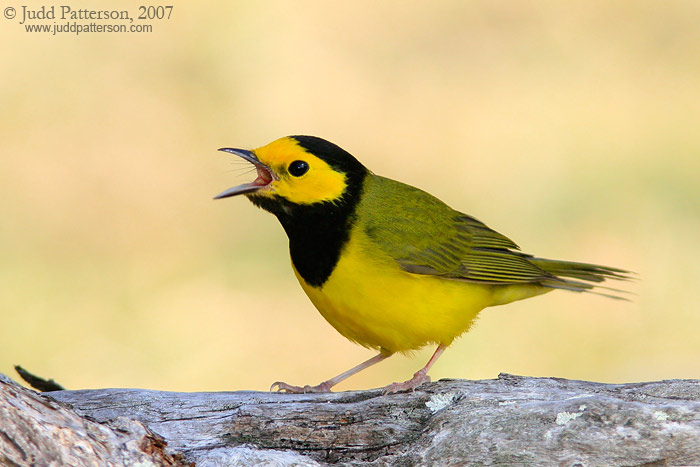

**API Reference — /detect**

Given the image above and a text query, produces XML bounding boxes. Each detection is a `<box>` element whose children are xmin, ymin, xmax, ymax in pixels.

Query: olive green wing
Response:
<box><xmin>357</xmin><ymin>175</ymin><xmax>551</xmax><ymax>285</ymax></box>
<box><xmin>357</xmin><ymin>175</ymin><xmax>632</xmax><ymax>295</ymax></box>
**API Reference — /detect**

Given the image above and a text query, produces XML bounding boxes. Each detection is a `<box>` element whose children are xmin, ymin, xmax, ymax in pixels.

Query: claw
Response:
<box><xmin>382</xmin><ymin>373</ymin><xmax>431</xmax><ymax>395</ymax></box>
<box><xmin>269</xmin><ymin>381</ymin><xmax>287</xmax><ymax>392</ymax></box>
<box><xmin>270</xmin><ymin>381</ymin><xmax>333</xmax><ymax>394</ymax></box>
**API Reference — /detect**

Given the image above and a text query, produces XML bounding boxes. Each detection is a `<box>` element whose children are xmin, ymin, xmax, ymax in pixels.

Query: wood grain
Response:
<box><xmin>2</xmin><ymin>373</ymin><xmax>699</xmax><ymax>466</ymax></box>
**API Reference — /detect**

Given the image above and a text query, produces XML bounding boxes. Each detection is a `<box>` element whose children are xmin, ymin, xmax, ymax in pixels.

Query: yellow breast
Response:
<box><xmin>293</xmin><ymin>225</ymin><xmax>531</xmax><ymax>353</ymax></box>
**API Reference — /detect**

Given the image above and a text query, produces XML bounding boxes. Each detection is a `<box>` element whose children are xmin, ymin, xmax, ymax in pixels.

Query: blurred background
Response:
<box><xmin>1</xmin><ymin>1</ymin><xmax>698</xmax><ymax>392</ymax></box>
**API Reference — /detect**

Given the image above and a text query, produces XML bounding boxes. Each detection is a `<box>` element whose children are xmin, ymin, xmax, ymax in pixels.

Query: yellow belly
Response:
<box><xmin>293</xmin><ymin>229</ymin><xmax>549</xmax><ymax>353</ymax></box>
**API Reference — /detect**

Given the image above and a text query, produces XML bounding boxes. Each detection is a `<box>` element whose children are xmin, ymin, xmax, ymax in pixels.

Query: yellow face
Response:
<box><xmin>251</xmin><ymin>137</ymin><xmax>348</xmax><ymax>205</ymax></box>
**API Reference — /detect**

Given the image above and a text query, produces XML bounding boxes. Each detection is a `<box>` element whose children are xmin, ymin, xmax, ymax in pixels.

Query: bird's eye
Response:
<box><xmin>288</xmin><ymin>160</ymin><xmax>309</xmax><ymax>177</ymax></box>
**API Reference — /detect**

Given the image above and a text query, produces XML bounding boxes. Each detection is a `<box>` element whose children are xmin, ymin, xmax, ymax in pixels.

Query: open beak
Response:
<box><xmin>214</xmin><ymin>148</ymin><xmax>275</xmax><ymax>199</ymax></box>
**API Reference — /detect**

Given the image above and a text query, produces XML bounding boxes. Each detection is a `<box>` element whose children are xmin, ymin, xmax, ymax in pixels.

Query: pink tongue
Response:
<box><xmin>254</xmin><ymin>166</ymin><xmax>272</xmax><ymax>185</ymax></box>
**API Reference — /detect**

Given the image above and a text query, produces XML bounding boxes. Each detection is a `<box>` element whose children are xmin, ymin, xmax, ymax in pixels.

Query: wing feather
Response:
<box><xmin>357</xmin><ymin>176</ymin><xmax>552</xmax><ymax>284</ymax></box>
<box><xmin>356</xmin><ymin>175</ymin><xmax>632</xmax><ymax>295</ymax></box>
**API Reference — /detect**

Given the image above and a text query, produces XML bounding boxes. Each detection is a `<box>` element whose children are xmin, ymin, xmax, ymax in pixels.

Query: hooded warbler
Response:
<box><xmin>215</xmin><ymin>135</ymin><xmax>630</xmax><ymax>393</ymax></box>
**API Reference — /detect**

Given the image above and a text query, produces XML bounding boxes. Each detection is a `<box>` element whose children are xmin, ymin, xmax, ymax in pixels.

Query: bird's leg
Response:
<box><xmin>383</xmin><ymin>344</ymin><xmax>447</xmax><ymax>394</ymax></box>
<box><xmin>270</xmin><ymin>352</ymin><xmax>391</xmax><ymax>394</ymax></box>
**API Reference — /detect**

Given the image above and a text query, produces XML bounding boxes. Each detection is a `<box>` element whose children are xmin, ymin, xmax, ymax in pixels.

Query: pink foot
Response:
<box><xmin>270</xmin><ymin>381</ymin><xmax>333</xmax><ymax>394</ymax></box>
<box><xmin>382</xmin><ymin>371</ymin><xmax>431</xmax><ymax>394</ymax></box>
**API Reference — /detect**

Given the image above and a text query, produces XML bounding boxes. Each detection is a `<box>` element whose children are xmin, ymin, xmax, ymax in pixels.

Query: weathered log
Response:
<box><xmin>0</xmin><ymin>374</ymin><xmax>187</xmax><ymax>466</ymax></box>
<box><xmin>2</xmin><ymin>373</ymin><xmax>699</xmax><ymax>466</ymax></box>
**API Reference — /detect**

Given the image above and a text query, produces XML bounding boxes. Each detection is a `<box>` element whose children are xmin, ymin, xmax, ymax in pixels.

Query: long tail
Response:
<box><xmin>530</xmin><ymin>257</ymin><xmax>635</xmax><ymax>300</ymax></box>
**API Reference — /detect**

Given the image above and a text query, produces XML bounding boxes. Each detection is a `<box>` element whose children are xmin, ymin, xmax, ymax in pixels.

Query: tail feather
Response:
<box><xmin>530</xmin><ymin>257</ymin><xmax>635</xmax><ymax>300</ymax></box>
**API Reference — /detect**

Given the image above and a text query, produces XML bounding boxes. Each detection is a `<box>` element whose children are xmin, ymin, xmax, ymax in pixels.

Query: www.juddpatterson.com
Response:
<box><xmin>27</xmin><ymin>21</ymin><xmax>153</xmax><ymax>35</ymax></box>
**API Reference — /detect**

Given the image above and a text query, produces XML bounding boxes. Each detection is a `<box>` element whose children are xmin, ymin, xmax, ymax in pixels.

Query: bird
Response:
<box><xmin>214</xmin><ymin>135</ymin><xmax>631</xmax><ymax>393</ymax></box>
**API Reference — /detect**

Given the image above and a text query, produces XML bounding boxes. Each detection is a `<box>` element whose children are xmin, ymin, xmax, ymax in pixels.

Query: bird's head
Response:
<box><xmin>214</xmin><ymin>136</ymin><xmax>368</xmax><ymax>214</ymax></box>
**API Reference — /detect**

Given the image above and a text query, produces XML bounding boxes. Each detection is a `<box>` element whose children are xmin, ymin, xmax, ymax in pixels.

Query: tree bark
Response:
<box><xmin>1</xmin><ymin>373</ymin><xmax>699</xmax><ymax>466</ymax></box>
<box><xmin>0</xmin><ymin>374</ymin><xmax>187</xmax><ymax>466</ymax></box>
